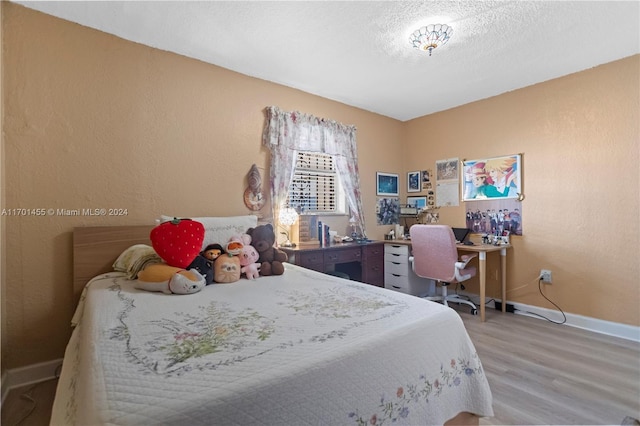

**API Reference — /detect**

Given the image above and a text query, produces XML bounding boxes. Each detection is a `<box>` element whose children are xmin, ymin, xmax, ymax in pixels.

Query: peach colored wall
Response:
<box><xmin>405</xmin><ymin>55</ymin><xmax>639</xmax><ymax>327</ymax></box>
<box><xmin>1</xmin><ymin>4</ymin><xmax>403</xmax><ymax>369</ymax></box>
<box><xmin>1</xmin><ymin>4</ymin><xmax>638</xmax><ymax>371</ymax></box>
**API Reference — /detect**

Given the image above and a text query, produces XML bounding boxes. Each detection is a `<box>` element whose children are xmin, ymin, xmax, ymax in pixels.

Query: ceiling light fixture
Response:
<box><xmin>409</xmin><ymin>24</ymin><xmax>453</xmax><ymax>56</ymax></box>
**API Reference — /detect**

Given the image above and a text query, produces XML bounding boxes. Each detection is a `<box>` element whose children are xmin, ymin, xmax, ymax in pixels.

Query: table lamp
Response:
<box><xmin>278</xmin><ymin>207</ymin><xmax>299</xmax><ymax>247</ymax></box>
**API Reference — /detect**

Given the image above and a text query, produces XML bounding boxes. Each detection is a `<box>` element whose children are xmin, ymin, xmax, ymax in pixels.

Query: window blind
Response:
<box><xmin>288</xmin><ymin>152</ymin><xmax>337</xmax><ymax>213</ymax></box>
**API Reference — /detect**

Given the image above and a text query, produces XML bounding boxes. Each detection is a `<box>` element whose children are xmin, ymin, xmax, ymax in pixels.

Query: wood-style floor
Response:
<box><xmin>1</xmin><ymin>378</ymin><xmax>57</xmax><ymax>426</ymax></box>
<box><xmin>462</xmin><ymin>308</ymin><xmax>640</xmax><ymax>425</ymax></box>
<box><xmin>2</xmin><ymin>307</ymin><xmax>639</xmax><ymax>425</ymax></box>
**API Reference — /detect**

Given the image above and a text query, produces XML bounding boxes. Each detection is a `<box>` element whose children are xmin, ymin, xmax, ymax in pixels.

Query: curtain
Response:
<box><xmin>262</xmin><ymin>106</ymin><xmax>366</xmax><ymax>237</ymax></box>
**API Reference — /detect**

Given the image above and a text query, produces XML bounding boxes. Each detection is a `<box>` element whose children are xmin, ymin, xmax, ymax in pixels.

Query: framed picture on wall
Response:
<box><xmin>421</xmin><ymin>170</ymin><xmax>433</xmax><ymax>191</ymax></box>
<box><xmin>376</xmin><ymin>172</ymin><xmax>399</xmax><ymax>196</ymax></box>
<box><xmin>407</xmin><ymin>171</ymin><xmax>421</xmax><ymax>193</ymax></box>
<box><xmin>461</xmin><ymin>154</ymin><xmax>522</xmax><ymax>201</ymax></box>
<box><xmin>376</xmin><ymin>197</ymin><xmax>400</xmax><ymax>225</ymax></box>
<box><xmin>407</xmin><ymin>196</ymin><xmax>427</xmax><ymax>210</ymax></box>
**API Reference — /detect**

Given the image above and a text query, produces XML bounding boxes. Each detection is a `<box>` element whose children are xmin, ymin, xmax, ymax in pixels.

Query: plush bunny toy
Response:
<box><xmin>239</xmin><ymin>243</ymin><xmax>261</xmax><ymax>279</ymax></box>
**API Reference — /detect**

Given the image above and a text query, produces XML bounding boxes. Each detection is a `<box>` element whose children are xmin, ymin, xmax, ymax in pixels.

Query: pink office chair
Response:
<box><xmin>409</xmin><ymin>224</ymin><xmax>478</xmax><ymax>315</ymax></box>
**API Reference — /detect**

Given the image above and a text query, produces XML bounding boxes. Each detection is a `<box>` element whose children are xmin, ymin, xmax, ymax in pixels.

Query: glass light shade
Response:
<box><xmin>279</xmin><ymin>207</ymin><xmax>299</xmax><ymax>226</ymax></box>
<box><xmin>410</xmin><ymin>24</ymin><xmax>453</xmax><ymax>56</ymax></box>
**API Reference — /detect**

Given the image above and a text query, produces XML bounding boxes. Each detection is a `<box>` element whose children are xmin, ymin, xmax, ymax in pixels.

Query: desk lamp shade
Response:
<box><xmin>279</xmin><ymin>207</ymin><xmax>299</xmax><ymax>247</ymax></box>
<box><xmin>279</xmin><ymin>207</ymin><xmax>299</xmax><ymax>226</ymax></box>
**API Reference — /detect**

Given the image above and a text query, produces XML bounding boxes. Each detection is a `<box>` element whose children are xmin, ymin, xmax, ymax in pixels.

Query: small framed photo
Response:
<box><xmin>421</xmin><ymin>170</ymin><xmax>432</xmax><ymax>190</ymax></box>
<box><xmin>407</xmin><ymin>196</ymin><xmax>427</xmax><ymax>210</ymax></box>
<box><xmin>407</xmin><ymin>171</ymin><xmax>421</xmax><ymax>193</ymax></box>
<box><xmin>376</xmin><ymin>172</ymin><xmax>399</xmax><ymax>196</ymax></box>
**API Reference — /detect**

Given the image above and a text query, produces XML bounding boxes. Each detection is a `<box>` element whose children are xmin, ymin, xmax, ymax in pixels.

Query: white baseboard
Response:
<box><xmin>482</xmin><ymin>298</ymin><xmax>640</xmax><ymax>343</ymax></box>
<box><xmin>1</xmin><ymin>358</ymin><xmax>63</xmax><ymax>405</ymax></box>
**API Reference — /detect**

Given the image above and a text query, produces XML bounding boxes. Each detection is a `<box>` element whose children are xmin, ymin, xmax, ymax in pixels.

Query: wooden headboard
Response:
<box><xmin>73</xmin><ymin>226</ymin><xmax>154</xmax><ymax>303</ymax></box>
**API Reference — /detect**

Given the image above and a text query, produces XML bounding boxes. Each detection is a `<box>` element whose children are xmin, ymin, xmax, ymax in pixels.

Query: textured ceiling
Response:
<box><xmin>15</xmin><ymin>1</ymin><xmax>640</xmax><ymax>121</ymax></box>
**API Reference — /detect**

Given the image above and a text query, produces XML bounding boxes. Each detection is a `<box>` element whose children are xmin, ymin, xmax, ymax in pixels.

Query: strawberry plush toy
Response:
<box><xmin>150</xmin><ymin>218</ymin><xmax>205</xmax><ymax>268</ymax></box>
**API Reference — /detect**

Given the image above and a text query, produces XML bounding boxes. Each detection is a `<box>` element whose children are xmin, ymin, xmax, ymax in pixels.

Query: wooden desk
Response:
<box><xmin>281</xmin><ymin>241</ymin><xmax>385</xmax><ymax>287</ymax></box>
<box><xmin>387</xmin><ymin>240</ymin><xmax>510</xmax><ymax>322</ymax></box>
<box><xmin>455</xmin><ymin>243</ymin><xmax>510</xmax><ymax>322</ymax></box>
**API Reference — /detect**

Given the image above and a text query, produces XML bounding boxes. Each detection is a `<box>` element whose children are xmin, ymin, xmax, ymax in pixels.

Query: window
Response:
<box><xmin>287</xmin><ymin>151</ymin><xmax>346</xmax><ymax>214</ymax></box>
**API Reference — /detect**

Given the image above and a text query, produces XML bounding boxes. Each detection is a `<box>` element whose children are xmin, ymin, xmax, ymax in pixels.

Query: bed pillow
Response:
<box><xmin>159</xmin><ymin>215</ymin><xmax>258</xmax><ymax>251</ymax></box>
<box><xmin>113</xmin><ymin>244</ymin><xmax>163</xmax><ymax>279</ymax></box>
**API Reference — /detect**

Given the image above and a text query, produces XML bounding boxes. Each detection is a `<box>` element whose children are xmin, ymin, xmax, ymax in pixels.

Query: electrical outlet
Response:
<box><xmin>540</xmin><ymin>269</ymin><xmax>552</xmax><ymax>283</ymax></box>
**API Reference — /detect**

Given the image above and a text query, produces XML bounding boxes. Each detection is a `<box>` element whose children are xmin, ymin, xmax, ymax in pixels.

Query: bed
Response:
<box><xmin>51</xmin><ymin>219</ymin><xmax>494</xmax><ymax>425</ymax></box>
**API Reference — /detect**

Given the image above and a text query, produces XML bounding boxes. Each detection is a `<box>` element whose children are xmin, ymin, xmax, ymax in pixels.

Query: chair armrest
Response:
<box><xmin>454</xmin><ymin>253</ymin><xmax>478</xmax><ymax>281</ymax></box>
<box><xmin>456</xmin><ymin>253</ymin><xmax>478</xmax><ymax>269</ymax></box>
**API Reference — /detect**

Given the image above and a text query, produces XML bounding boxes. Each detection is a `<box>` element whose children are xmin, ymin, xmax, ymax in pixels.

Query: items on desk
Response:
<box><xmin>318</xmin><ymin>221</ymin><xmax>330</xmax><ymax>247</ymax></box>
<box><xmin>395</xmin><ymin>224</ymin><xmax>405</xmax><ymax>239</ymax></box>
<box><xmin>452</xmin><ymin>227</ymin><xmax>472</xmax><ymax>244</ymax></box>
<box><xmin>399</xmin><ymin>205</ymin><xmax>418</xmax><ymax>215</ymax></box>
<box><xmin>481</xmin><ymin>233</ymin><xmax>510</xmax><ymax>246</ymax></box>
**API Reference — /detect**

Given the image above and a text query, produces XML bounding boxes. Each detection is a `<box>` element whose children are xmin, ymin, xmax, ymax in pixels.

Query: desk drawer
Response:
<box><xmin>384</xmin><ymin>272</ymin><xmax>410</xmax><ymax>293</ymax></box>
<box><xmin>324</xmin><ymin>247</ymin><xmax>361</xmax><ymax>263</ymax></box>
<box><xmin>297</xmin><ymin>251</ymin><xmax>324</xmax><ymax>272</ymax></box>
<box><xmin>385</xmin><ymin>244</ymin><xmax>409</xmax><ymax>256</ymax></box>
<box><xmin>385</xmin><ymin>259</ymin><xmax>410</xmax><ymax>275</ymax></box>
<box><xmin>362</xmin><ymin>243</ymin><xmax>384</xmax><ymax>261</ymax></box>
<box><xmin>364</xmin><ymin>262</ymin><xmax>384</xmax><ymax>286</ymax></box>
<box><xmin>384</xmin><ymin>252</ymin><xmax>409</xmax><ymax>264</ymax></box>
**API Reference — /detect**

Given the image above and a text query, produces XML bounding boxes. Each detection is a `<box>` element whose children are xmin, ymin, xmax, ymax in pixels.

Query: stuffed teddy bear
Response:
<box><xmin>246</xmin><ymin>224</ymin><xmax>287</xmax><ymax>276</ymax></box>
<box><xmin>136</xmin><ymin>264</ymin><xmax>205</xmax><ymax>294</ymax></box>
<box><xmin>238</xmin><ymin>243</ymin><xmax>261</xmax><ymax>279</ymax></box>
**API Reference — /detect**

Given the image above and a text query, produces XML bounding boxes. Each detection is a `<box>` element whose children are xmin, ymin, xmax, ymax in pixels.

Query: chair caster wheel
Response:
<box><xmin>471</xmin><ymin>308</ymin><xmax>478</xmax><ymax>315</ymax></box>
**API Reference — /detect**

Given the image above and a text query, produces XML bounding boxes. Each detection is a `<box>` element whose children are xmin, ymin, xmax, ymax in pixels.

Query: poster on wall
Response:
<box><xmin>461</xmin><ymin>154</ymin><xmax>522</xmax><ymax>201</ymax></box>
<box><xmin>407</xmin><ymin>171</ymin><xmax>421</xmax><ymax>193</ymax></box>
<box><xmin>465</xmin><ymin>199</ymin><xmax>523</xmax><ymax>236</ymax></box>
<box><xmin>376</xmin><ymin>197</ymin><xmax>399</xmax><ymax>225</ymax></box>
<box><xmin>376</xmin><ymin>172</ymin><xmax>399</xmax><ymax>196</ymax></box>
<box><xmin>435</xmin><ymin>158</ymin><xmax>459</xmax><ymax>207</ymax></box>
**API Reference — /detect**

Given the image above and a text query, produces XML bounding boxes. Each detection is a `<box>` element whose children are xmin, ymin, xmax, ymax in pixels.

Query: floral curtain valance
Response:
<box><xmin>262</xmin><ymin>107</ymin><xmax>357</xmax><ymax>158</ymax></box>
<box><xmin>262</xmin><ymin>106</ymin><xmax>366</xmax><ymax>237</ymax></box>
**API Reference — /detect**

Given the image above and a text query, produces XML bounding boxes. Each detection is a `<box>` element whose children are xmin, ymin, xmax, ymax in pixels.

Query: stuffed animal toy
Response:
<box><xmin>238</xmin><ymin>244</ymin><xmax>261</xmax><ymax>279</ymax></box>
<box><xmin>187</xmin><ymin>255</ymin><xmax>214</xmax><ymax>285</ymax></box>
<box><xmin>225</xmin><ymin>233</ymin><xmax>251</xmax><ymax>256</ymax></box>
<box><xmin>136</xmin><ymin>264</ymin><xmax>205</xmax><ymax>294</ymax></box>
<box><xmin>187</xmin><ymin>243</ymin><xmax>224</xmax><ymax>285</ymax></box>
<box><xmin>246</xmin><ymin>224</ymin><xmax>287</xmax><ymax>276</ymax></box>
<box><xmin>202</xmin><ymin>243</ymin><xmax>224</xmax><ymax>262</ymax></box>
<box><xmin>214</xmin><ymin>254</ymin><xmax>241</xmax><ymax>283</ymax></box>
<box><xmin>150</xmin><ymin>218</ymin><xmax>205</xmax><ymax>268</ymax></box>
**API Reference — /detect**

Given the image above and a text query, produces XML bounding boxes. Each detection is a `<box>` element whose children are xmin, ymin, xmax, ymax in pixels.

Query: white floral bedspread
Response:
<box><xmin>51</xmin><ymin>263</ymin><xmax>493</xmax><ymax>425</ymax></box>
